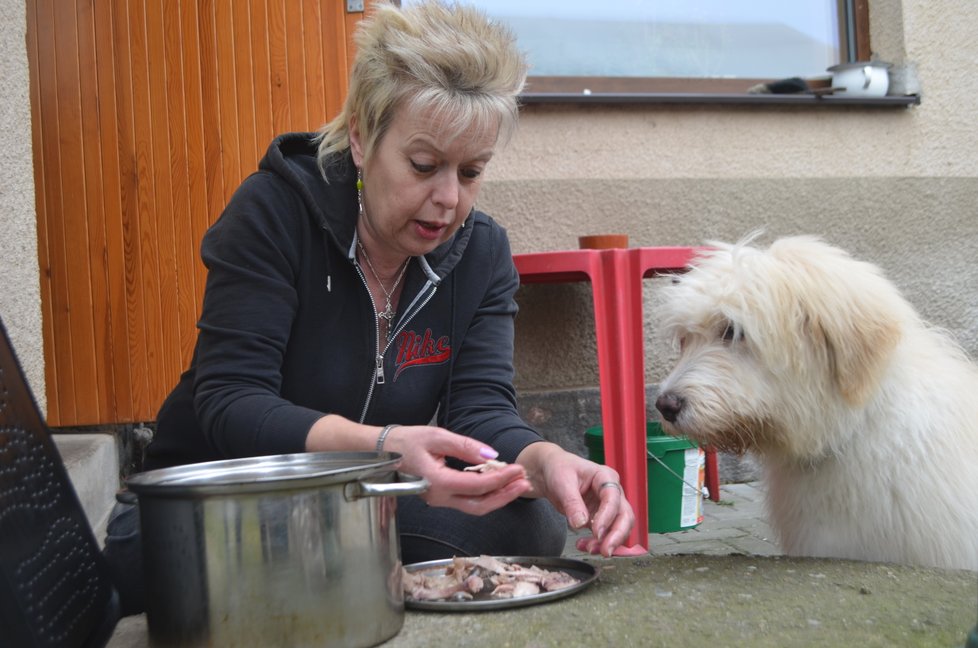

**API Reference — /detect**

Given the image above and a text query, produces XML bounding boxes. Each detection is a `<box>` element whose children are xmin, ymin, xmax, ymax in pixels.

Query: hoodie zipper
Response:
<box><xmin>354</xmin><ymin>260</ymin><xmax>438</xmax><ymax>423</ymax></box>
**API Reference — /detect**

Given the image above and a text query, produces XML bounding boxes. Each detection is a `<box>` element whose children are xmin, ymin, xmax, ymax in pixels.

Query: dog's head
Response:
<box><xmin>655</xmin><ymin>235</ymin><xmax>910</xmax><ymax>459</ymax></box>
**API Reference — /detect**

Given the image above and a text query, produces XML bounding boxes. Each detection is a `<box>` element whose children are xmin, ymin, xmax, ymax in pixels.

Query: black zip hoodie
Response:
<box><xmin>145</xmin><ymin>133</ymin><xmax>543</xmax><ymax>470</ymax></box>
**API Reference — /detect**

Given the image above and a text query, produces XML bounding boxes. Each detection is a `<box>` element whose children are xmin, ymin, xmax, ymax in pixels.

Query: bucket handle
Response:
<box><xmin>647</xmin><ymin>449</ymin><xmax>707</xmax><ymax>497</ymax></box>
<box><xmin>344</xmin><ymin>473</ymin><xmax>429</xmax><ymax>501</ymax></box>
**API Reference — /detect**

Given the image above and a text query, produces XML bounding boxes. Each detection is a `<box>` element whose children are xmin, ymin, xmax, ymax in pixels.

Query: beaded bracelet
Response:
<box><xmin>376</xmin><ymin>424</ymin><xmax>400</xmax><ymax>452</ymax></box>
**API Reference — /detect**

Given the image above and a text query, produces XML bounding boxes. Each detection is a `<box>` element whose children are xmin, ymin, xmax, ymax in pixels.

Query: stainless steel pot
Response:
<box><xmin>126</xmin><ymin>452</ymin><xmax>428</xmax><ymax>648</ymax></box>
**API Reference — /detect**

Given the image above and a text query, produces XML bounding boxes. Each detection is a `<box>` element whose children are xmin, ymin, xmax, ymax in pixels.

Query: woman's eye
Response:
<box><xmin>410</xmin><ymin>160</ymin><xmax>435</xmax><ymax>173</ymax></box>
<box><xmin>461</xmin><ymin>167</ymin><xmax>482</xmax><ymax>180</ymax></box>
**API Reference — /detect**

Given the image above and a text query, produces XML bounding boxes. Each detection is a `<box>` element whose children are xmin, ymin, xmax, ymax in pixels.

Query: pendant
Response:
<box><xmin>378</xmin><ymin>300</ymin><xmax>395</xmax><ymax>322</ymax></box>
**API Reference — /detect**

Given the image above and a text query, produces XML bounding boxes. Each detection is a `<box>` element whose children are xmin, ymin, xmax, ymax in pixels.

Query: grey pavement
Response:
<box><xmin>564</xmin><ymin>481</ymin><xmax>781</xmax><ymax>559</ymax></box>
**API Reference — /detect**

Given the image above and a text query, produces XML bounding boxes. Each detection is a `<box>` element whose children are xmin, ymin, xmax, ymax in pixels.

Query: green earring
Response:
<box><xmin>356</xmin><ymin>168</ymin><xmax>364</xmax><ymax>214</ymax></box>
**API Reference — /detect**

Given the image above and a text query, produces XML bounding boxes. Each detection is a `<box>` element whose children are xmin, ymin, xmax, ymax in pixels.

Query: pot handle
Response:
<box><xmin>344</xmin><ymin>473</ymin><xmax>429</xmax><ymax>501</ymax></box>
<box><xmin>862</xmin><ymin>65</ymin><xmax>873</xmax><ymax>89</ymax></box>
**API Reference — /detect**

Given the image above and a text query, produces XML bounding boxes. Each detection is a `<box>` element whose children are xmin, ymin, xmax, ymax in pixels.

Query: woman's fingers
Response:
<box><xmin>565</xmin><ymin>474</ymin><xmax>638</xmax><ymax>557</ymax></box>
<box><xmin>446</xmin><ymin>476</ymin><xmax>532</xmax><ymax>515</ymax></box>
<box><xmin>421</xmin><ymin>463</ymin><xmax>531</xmax><ymax>512</ymax></box>
<box><xmin>588</xmin><ymin>480</ymin><xmax>625</xmax><ymax>541</ymax></box>
<box><xmin>574</xmin><ymin>535</ymin><xmax>647</xmax><ymax>557</ymax></box>
<box><xmin>597</xmin><ymin>504</ymin><xmax>636</xmax><ymax>556</ymax></box>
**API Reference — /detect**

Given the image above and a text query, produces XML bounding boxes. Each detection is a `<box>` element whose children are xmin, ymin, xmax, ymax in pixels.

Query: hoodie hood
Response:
<box><xmin>256</xmin><ymin>132</ymin><xmax>475</xmax><ymax>282</ymax></box>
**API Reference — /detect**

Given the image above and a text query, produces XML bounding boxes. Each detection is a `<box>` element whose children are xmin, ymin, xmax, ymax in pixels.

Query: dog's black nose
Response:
<box><xmin>655</xmin><ymin>392</ymin><xmax>684</xmax><ymax>423</ymax></box>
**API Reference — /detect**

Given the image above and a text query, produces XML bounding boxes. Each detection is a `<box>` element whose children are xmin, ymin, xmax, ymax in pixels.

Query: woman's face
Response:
<box><xmin>350</xmin><ymin>106</ymin><xmax>499</xmax><ymax>261</ymax></box>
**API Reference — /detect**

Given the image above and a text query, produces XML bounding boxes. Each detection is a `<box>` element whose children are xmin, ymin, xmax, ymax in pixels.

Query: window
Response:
<box><xmin>401</xmin><ymin>0</ymin><xmax>872</xmax><ymax>99</ymax></box>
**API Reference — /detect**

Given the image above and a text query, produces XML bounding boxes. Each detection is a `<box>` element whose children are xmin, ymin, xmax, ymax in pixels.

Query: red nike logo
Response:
<box><xmin>393</xmin><ymin>328</ymin><xmax>452</xmax><ymax>380</ymax></box>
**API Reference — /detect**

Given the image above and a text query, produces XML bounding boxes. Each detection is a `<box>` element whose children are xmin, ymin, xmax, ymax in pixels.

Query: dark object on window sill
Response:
<box><xmin>747</xmin><ymin>77</ymin><xmax>812</xmax><ymax>94</ymax></box>
<box><xmin>519</xmin><ymin>91</ymin><xmax>920</xmax><ymax>107</ymax></box>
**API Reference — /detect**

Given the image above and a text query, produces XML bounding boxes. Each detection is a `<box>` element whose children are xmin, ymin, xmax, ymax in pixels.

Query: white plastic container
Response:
<box><xmin>828</xmin><ymin>62</ymin><xmax>891</xmax><ymax>98</ymax></box>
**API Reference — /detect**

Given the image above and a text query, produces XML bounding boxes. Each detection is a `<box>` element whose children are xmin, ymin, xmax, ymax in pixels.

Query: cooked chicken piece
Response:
<box><xmin>403</xmin><ymin>555</ymin><xmax>581</xmax><ymax>602</ymax></box>
<box><xmin>462</xmin><ymin>459</ymin><xmax>508</xmax><ymax>472</ymax></box>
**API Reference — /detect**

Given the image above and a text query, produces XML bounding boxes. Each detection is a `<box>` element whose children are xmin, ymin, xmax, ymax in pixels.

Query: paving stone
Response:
<box><xmin>721</xmin><ymin>482</ymin><xmax>768</xmax><ymax>503</ymax></box>
<box><xmin>705</xmin><ymin>505</ymin><xmax>765</xmax><ymax>525</ymax></box>
<box><xmin>668</xmin><ymin>525</ymin><xmax>752</xmax><ymax>542</ymax></box>
<box><xmin>647</xmin><ymin>534</ymin><xmax>681</xmax><ymax>548</ymax></box>
<box><xmin>725</xmin><ymin>535</ymin><xmax>784</xmax><ymax>557</ymax></box>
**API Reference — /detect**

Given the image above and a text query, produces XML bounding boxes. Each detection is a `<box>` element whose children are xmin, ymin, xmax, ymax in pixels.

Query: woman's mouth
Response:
<box><xmin>414</xmin><ymin>220</ymin><xmax>448</xmax><ymax>241</ymax></box>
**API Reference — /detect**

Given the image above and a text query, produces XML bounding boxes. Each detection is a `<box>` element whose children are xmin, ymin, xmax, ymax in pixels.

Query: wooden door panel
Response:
<box><xmin>27</xmin><ymin>0</ymin><xmax>366</xmax><ymax>426</ymax></box>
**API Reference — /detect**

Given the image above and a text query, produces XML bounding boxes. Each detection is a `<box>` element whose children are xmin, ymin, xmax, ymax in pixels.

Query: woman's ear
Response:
<box><xmin>349</xmin><ymin>115</ymin><xmax>364</xmax><ymax>167</ymax></box>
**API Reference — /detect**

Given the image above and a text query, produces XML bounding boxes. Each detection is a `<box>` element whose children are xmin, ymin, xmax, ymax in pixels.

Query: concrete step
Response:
<box><xmin>53</xmin><ymin>433</ymin><xmax>120</xmax><ymax>546</ymax></box>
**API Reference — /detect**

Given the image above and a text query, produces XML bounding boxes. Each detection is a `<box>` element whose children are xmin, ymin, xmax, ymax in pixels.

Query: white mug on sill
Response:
<box><xmin>828</xmin><ymin>61</ymin><xmax>891</xmax><ymax>97</ymax></box>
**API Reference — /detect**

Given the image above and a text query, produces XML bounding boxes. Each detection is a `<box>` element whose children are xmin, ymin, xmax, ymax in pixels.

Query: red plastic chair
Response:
<box><xmin>514</xmin><ymin>246</ymin><xmax>720</xmax><ymax>550</ymax></box>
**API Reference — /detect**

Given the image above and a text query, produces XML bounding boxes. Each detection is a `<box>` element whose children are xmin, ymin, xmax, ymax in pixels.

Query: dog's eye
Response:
<box><xmin>721</xmin><ymin>323</ymin><xmax>742</xmax><ymax>342</ymax></box>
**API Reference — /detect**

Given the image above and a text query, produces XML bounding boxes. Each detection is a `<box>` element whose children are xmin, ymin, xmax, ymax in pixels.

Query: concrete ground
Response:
<box><xmin>109</xmin><ymin>481</ymin><xmax>978</xmax><ymax>647</ymax></box>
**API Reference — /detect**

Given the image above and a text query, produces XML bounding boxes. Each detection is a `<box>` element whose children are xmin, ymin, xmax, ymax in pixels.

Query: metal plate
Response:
<box><xmin>403</xmin><ymin>556</ymin><xmax>599</xmax><ymax>612</ymax></box>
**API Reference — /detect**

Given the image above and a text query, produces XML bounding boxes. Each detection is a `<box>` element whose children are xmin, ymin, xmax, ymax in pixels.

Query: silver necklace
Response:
<box><xmin>357</xmin><ymin>239</ymin><xmax>409</xmax><ymax>325</ymax></box>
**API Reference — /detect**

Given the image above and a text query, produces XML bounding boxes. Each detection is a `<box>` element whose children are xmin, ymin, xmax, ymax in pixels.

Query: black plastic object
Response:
<box><xmin>0</xmin><ymin>318</ymin><xmax>119</xmax><ymax>647</ymax></box>
<box><xmin>764</xmin><ymin>76</ymin><xmax>811</xmax><ymax>94</ymax></box>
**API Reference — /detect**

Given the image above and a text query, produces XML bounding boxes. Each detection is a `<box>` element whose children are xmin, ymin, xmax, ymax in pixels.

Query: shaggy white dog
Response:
<box><xmin>654</xmin><ymin>235</ymin><xmax>978</xmax><ymax>571</ymax></box>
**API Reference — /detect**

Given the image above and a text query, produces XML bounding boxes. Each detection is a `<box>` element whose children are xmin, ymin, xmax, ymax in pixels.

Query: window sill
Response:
<box><xmin>519</xmin><ymin>92</ymin><xmax>920</xmax><ymax>108</ymax></box>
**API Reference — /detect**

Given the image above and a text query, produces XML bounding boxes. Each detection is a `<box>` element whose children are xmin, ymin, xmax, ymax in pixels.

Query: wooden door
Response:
<box><xmin>27</xmin><ymin>0</ymin><xmax>371</xmax><ymax>426</ymax></box>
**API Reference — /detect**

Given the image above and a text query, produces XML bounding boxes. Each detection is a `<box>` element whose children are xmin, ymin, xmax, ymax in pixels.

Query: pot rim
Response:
<box><xmin>126</xmin><ymin>451</ymin><xmax>402</xmax><ymax>497</ymax></box>
<box><xmin>827</xmin><ymin>61</ymin><xmax>892</xmax><ymax>72</ymax></box>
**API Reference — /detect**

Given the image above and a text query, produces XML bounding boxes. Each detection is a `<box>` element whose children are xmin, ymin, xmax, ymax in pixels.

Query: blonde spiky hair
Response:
<box><xmin>316</xmin><ymin>0</ymin><xmax>528</xmax><ymax>173</ymax></box>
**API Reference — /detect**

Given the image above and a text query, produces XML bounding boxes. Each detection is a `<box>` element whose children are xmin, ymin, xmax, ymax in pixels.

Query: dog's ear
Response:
<box><xmin>769</xmin><ymin>237</ymin><xmax>902</xmax><ymax>407</ymax></box>
<box><xmin>811</xmin><ymin>309</ymin><xmax>900</xmax><ymax>406</ymax></box>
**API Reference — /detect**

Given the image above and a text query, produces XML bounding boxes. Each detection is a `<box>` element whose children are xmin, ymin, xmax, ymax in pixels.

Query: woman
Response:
<box><xmin>106</xmin><ymin>0</ymin><xmax>636</xmax><ymax>615</ymax></box>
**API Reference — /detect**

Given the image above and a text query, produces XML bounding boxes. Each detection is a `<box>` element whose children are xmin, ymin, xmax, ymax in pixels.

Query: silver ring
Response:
<box><xmin>599</xmin><ymin>481</ymin><xmax>622</xmax><ymax>492</ymax></box>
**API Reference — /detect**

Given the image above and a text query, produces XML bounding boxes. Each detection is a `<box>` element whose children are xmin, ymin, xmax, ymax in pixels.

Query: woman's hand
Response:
<box><xmin>515</xmin><ymin>442</ymin><xmax>638</xmax><ymax>557</ymax></box>
<box><xmin>382</xmin><ymin>425</ymin><xmax>532</xmax><ymax>515</ymax></box>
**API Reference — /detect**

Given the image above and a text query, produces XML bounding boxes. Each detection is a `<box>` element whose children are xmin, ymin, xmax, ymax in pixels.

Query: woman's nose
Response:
<box><xmin>431</xmin><ymin>172</ymin><xmax>460</xmax><ymax>210</ymax></box>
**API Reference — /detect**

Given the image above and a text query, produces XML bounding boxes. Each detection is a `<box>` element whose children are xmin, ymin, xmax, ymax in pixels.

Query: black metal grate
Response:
<box><xmin>0</xmin><ymin>319</ymin><xmax>118</xmax><ymax>647</ymax></box>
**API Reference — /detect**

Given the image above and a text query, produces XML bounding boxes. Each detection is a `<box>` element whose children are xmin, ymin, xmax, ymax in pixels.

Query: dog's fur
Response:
<box><xmin>655</xmin><ymin>235</ymin><xmax>978</xmax><ymax>571</ymax></box>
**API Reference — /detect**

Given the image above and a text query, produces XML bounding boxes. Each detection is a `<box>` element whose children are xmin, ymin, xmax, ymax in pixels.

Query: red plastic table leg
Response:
<box><xmin>590</xmin><ymin>250</ymin><xmax>649</xmax><ymax>549</ymax></box>
<box><xmin>705</xmin><ymin>447</ymin><xmax>720</xmax><ymax>502</ymax></box>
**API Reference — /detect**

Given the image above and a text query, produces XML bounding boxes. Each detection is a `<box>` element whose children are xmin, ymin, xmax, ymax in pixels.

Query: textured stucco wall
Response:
<box><xmin>500</xmin><ymin>177</ymin><xmax>978</xmax><ymax>389</ymax></box>
<box><xmin>0</xmin><ymin>0</ymin><xmax>44</xmax><ymax>411</ymax></box>
<box><xmin>474</xmin><ymin>0</ymin><xmax>978</xmax><ymax>391</ymax></box>
<box><xmin>3</xmin><ymin>0</ymin><xmax>977</xmax><ymax>420</ymax></box>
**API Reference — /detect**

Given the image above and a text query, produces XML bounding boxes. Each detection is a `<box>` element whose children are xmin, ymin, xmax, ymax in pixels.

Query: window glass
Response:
<box><xmin>402</xmin><ymin>0</ymin><xmax>843</xmax><ymax>86</ymax></box>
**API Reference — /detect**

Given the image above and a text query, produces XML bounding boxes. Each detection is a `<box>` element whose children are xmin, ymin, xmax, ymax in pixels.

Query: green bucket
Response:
<box><xmin>585</xmin><ymin>421</ymin><xmax>704</xmax><ymax>533</ymax></box>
